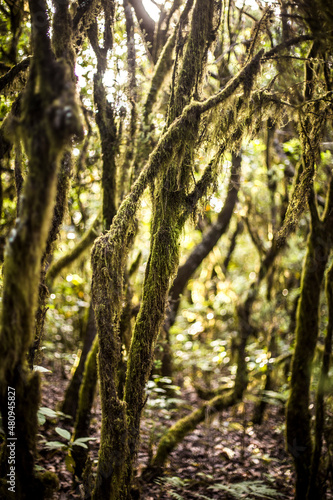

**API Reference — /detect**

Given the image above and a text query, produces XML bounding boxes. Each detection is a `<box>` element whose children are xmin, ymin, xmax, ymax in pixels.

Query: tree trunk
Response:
<box><xmin>0</xmin><ymin>0</ymin><xmax>82</xmax><ymax>496</ymax></box>
<box><xmin>286</xmin><ymin>184</ymin><xmax>333</xmax><ymax>499</ymax></box>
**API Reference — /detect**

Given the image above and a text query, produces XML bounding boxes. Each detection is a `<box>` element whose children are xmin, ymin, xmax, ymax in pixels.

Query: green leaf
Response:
<box><xmin>73</xmin><ymin>437</ymin><xmax>97</xmax><ymax>443</ymax></box>
<box><xmin>159</xmin><ymin>377</ymin><xmax>172</xmax><ymax>384</ymax></box>
<box><xmin>72</xmin><ymin>441</ymin><xmax>88</xmax><ymax>449</ymax></box>
<box><xmin>45</xmin><ymin>441</ymin><xmax>67</xmax><ymax>450</ymax></box>
<box><xmin>55</xmin><ymin>427</ymin><xmax>71</xmax><ymax>441</ymax></box>
<box><xmin>262</xmin><ymin>390</ymin><xmax>288</xmax><ymax>402</ymax></box>
<box><xmin>228</xmin><ymin>422</ymin><xmax>244</xmax><ymax>432</ymax></box>
<box><xmin>56</xmin><ymin>411</ymin><xmax>73</xmax><ymax>420</ymax></box>
<box><xmin>37</xmin><ymin>412</ymin><xmax>46</xmax><ymax>426</ymax></box>
<box><xmin>38</xmin><ymin>407</ymin><xmax>58</xmax><ymax>418</ymax></box>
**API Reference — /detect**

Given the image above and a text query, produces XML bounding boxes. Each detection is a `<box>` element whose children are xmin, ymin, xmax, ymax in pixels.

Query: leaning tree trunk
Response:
<box><xmin>91</xmin><ymin>6</ymin><xmax>282</xmax><ymax>498</ymax></box>
<box><xmin>91</xmin><ymin>1</ymin><xmax>217</xmax><ymax>497</ymax></box>
<box><xmin>0</xmin><ymin>0</ymin><xmax>82</xmax><ymax>498</ymax></box>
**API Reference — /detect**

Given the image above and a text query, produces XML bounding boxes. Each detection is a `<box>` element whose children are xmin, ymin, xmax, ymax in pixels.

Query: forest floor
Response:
<box><xmin>38</xmin><ymin>360</ymin><xmax>301</xmax><ymax>500</ymax></box>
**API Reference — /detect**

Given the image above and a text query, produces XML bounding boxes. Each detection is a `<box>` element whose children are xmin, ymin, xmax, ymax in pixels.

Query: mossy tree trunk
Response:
<box><xmin>0</xmin><ymin>0</ymin><xmax>82</xmax><ymax>497</ymax></box>
<box><xmin>307</xmin><ymin>260</ymin><xmax>333</xmax><ymax>498</ymax></box>
<box><xmin>159</xmin><ymin>151</ymin><xmax>241</xmax><ymax>378</ymax></box>
<box><xmin>285</xmin><ymin>25</ymin><xmax>333</xmax><ymax>495</ymax></box>
<box><xmin>286</xmin><ymin>184</ymin><xmax>333</xmax><ymax>499</ymax></box>
<box><xmin>67</xmin><ymin>2</ymin><xmax>120</xmax><ymax>479</ymax></box>
<box><xmin>29</xmin><ymin>0</ymin><xmax>80</xmax><ymax>369</ymax></box>
<box><xmin>90</xmin><ymin>8</ymin><xmax>299</xmax><ymax>498</ymax></box>
<box><xmin>92</xmin><ymin>1</ymin><xmax>218</xmax><ymax>497</ymax></box>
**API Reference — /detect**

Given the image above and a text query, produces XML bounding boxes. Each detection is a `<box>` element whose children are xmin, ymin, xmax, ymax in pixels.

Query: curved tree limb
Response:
<box><xmin>46</xmin><ymin>214</ymin><xmax>101</xmax><ymax>286</ymax></box>
<box><xmin>128</xmin><ymin>0</ymin><xmax>155</xmax><ymax>53</ymax></box>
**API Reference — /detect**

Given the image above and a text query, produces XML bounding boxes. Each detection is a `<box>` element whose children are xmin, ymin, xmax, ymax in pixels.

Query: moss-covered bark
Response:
<box><xmin>286</xmin><ymin>179</ymin><xmax>333</xmax><ymax>499</ymax></box>
<box><xmin>307</xmin><ymin>261</ymin><xmax>333</xmax><ymax>499</ymax></box>
<box><xmin>92</xmin><ymin>1</ymin><xmax>217</xmax><ymax>497</ymax></box>
<box><xmin>29</xmin><ymin>153</ymin><xmax>72</xmax><ymax>368</ymax></box>
<box><xmin>0</xmin><ymin>0</ymin><xmax>82</xmax><ymax>496</ymax></box>
<box><xmin>88</xmin><ymin>0</ymin><xmax>117</xmax><ymax>230</ymax></box>
<box><xmin>91</xmin><ymin>8</ymin><xmax>294</xmax><ymax>498</ymax></box>
<box><xmin>149</xmin><ymin>388</ymin><xmax>243</xmax><ymax>475</ymax></box>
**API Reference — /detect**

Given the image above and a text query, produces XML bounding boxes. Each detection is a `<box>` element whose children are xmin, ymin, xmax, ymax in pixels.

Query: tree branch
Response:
<box><xmin>0</xmin><ymin>56</ymin><xmax>31</xmax><ymax>93</ymax></box>
<box><xmin>46</xmin><ymin>215</ymin><xmax>101</xmax><ymax>286</ymax></box>
<box><xmin>128</xmin><ymin>0</ymin><xmax>155</xmax><ymax>53</ymax></box>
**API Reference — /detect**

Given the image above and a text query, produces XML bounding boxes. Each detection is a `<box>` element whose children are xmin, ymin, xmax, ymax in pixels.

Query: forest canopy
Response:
<box><xmin>0</xmin><ymin>0</ymin><xmax>333</xmax><ymax>499</ymax></box>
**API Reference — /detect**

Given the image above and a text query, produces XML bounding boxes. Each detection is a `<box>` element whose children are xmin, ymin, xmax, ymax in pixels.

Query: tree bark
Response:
<box><xmin>286</xmin><ymin>182</ymin><xmax>333</xmax><ymax>500</ymax></box>
<box><xmin>0</xmin><ymin>0</ymin><xmax>83</xmax><ymax>496</ymax></box>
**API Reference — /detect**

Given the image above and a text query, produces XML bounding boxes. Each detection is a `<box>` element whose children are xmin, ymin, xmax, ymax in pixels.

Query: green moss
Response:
<box><xmin>143</xmin><ymin>30</ymin><xmax>177</xmax><ymax>124</ymax></box>
<box><xmin>149</xmin><ymin>388</ymin><xmax>241</xmax><ymax>474</ymax></box>
<box><xmin>0</xmin><ymin>0</ymin><xmax>83</xmax><ymax>495</ymax></box>
<box><xmin>36</xmin><ymin>470</ymin><xmax>59</xmax><ymax>498</ymax></box>
<box><xmin>167</xmin><ymin>0</ymin><xmax>214</xmax><ymax>123</ymax></box>
<box><xmin>286</xmin><ymin>201</ymin><xmax>331</xmax><ymax>499</ymax></box>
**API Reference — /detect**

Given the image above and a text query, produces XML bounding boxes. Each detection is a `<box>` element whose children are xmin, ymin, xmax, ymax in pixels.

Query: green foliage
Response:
<box><xmin>42</xmin><ymin>425</ymin><xmax>96</xmax><ymax>473</ymax></box>
<box><xmin>209</xmin><ymin>480</ymin><xmax>285</xmax><ymax>499</ymax></box>
<box><xmin>156</xmin><ymin>476</ymin><xmax>285</xmax><ymax>500</ymax></box>
<box><xmin>37</xmin><ymin>406</ymin><xmax>70</xmax><ymax>426</ymax></box>
<box><xmin>1</xmin><ymin>0</ymin><xmax>333</xmax><ymax>497</ymax></box>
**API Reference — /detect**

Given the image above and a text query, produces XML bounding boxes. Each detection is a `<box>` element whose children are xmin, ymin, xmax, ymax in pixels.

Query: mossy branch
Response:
<box><xmin>46</xmin><ymin>214</ymin><xmax>101</xmax><ymax>286</ymax></box>
<box><xmin>0</xmin><ymin>57</ymin><xmax>31</xmax><ymax>93</ymax></box>
<box><xmin>276</xmin><ymin>108</ymin><xmax>327</xmax><ymax>246</ymax></box>
<box><xmin>143</xmin><ymin>0</ymin><xmax>195</xmax><ymax>123</ymax></box>
<box><xmin>150</xmin><ymin>389</ymin><xmax>239</xmax><ymax>472</ymax></box>
<box><xmin>73</xmin><ymin>0</ymin><xmax>102</xmax><ymax>43</ymax></box>
<box><xmin>149</xmin><ymin>336</ymin><xmax>248</xmax><ymax>475</ymax></box>
<box><xmin>143</xmin><ymin>30</ymin><xmax>177</xmax><ymax>124</ymax></box>
<box><xmin>102</xmin><ymin>36</ymin><xmax>304</xmax><ymax>239</ymax></box>
<box><xmin>128</xmin><ymin>0</ymin><xmax>155</xmax><ymax>52</ymax></box>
